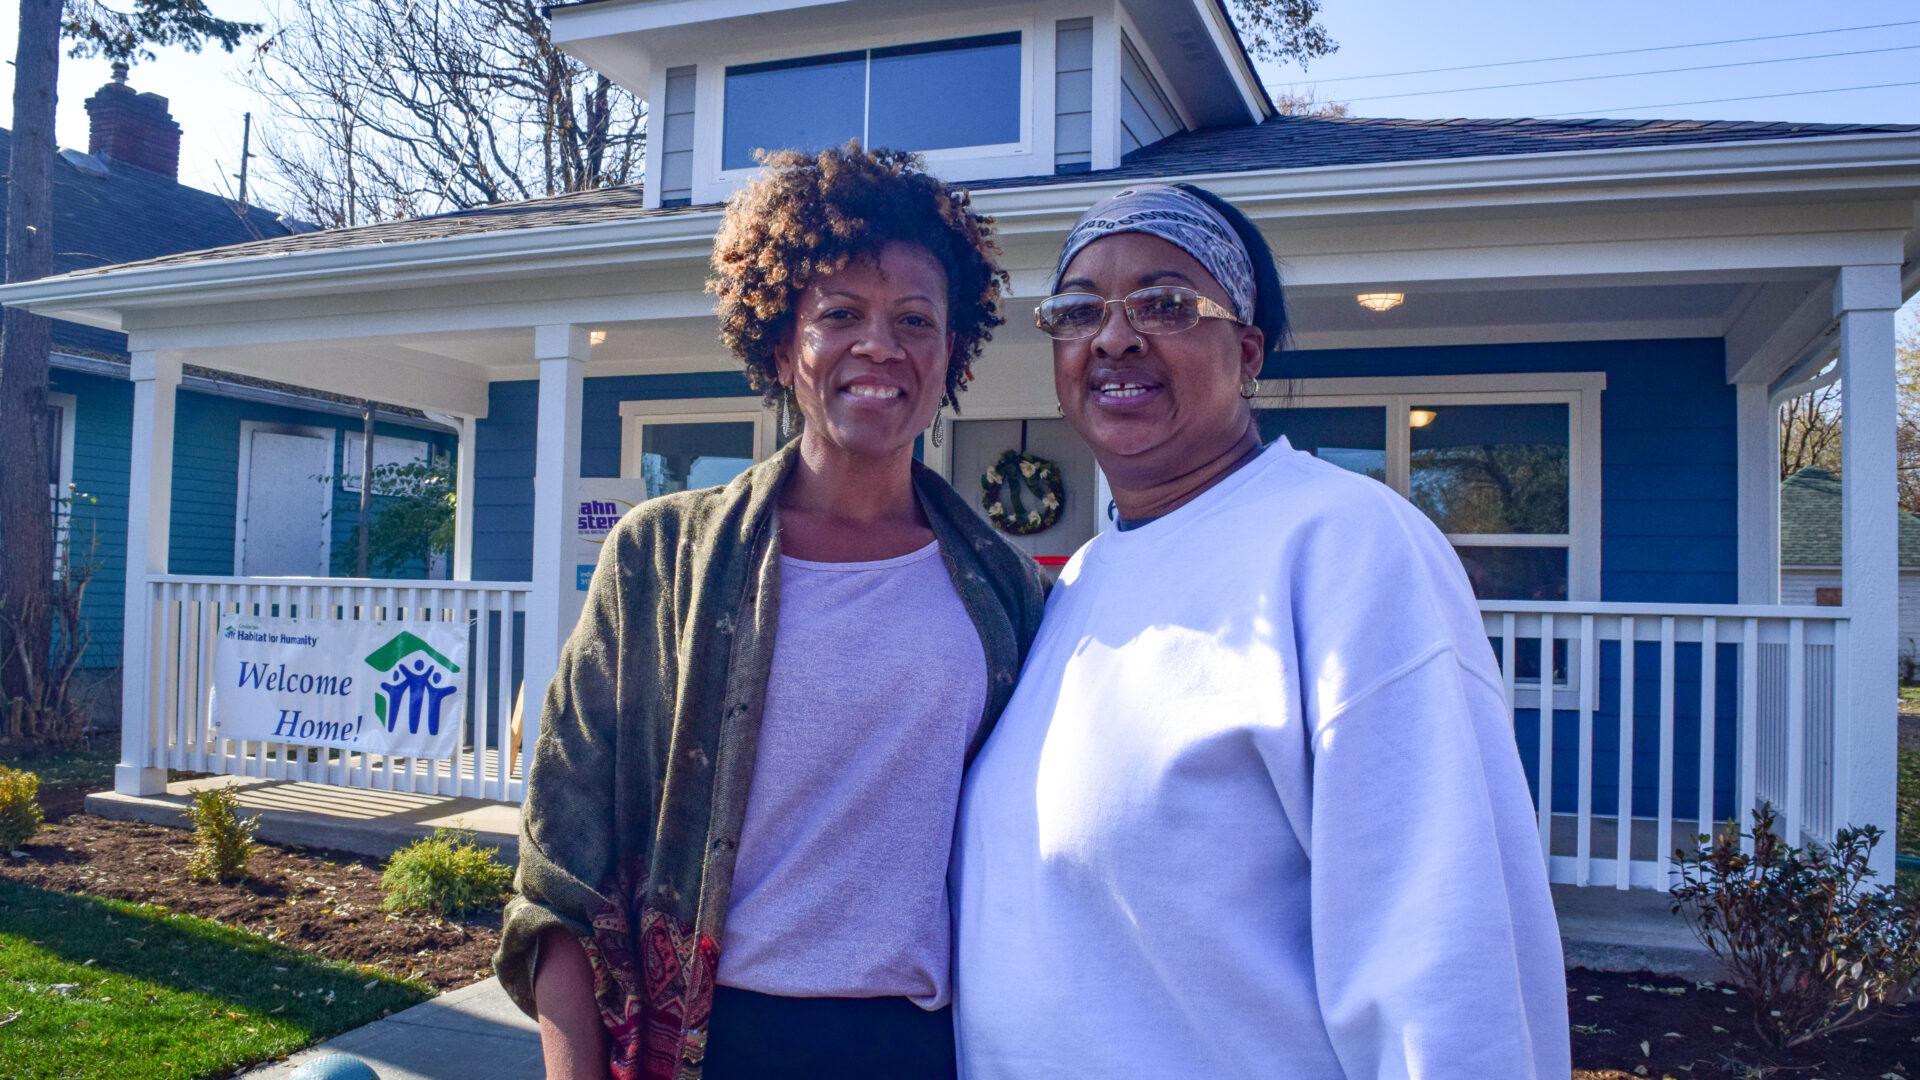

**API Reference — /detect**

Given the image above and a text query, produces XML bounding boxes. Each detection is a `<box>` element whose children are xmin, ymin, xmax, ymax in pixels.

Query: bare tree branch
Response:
<box><xmin>244</xmin><ymin>0</ymin><xmax>645</xmax><ymax>226</ymax></box>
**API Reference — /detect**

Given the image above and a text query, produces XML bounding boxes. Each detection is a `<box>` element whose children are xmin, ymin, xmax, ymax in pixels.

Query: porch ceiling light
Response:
<box><xmin>1408</xmin><ymin>408</ymin><xmax>1438</xmax><ymax>429</ymax></box>
<box><xmin>589</xmin><ymin>330</ymin><xmax>608</xmax><ymax>346</ymax></box>
<box><xmin>1356</xmin><ymin>292</ymin><xmax>1405</xmax><ymax>313</ymax></box>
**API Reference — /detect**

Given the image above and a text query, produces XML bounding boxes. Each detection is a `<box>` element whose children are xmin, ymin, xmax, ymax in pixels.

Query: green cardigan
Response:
<box><xmin>493</xmin><ymin>442</ymin><xmax>1048</xmax><ymax>1080</ymax></box>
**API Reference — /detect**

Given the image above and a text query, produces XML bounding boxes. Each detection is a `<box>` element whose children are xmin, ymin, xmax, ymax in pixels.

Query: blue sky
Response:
<box><xmin>0</xmin><ymin>4</ymin><xmax>1910</xmax><ymax>349</ymax></box>
<box><xmin>3</xmin><ymin>2</ymin><xmax>1918</xmax><ymax>199</ymax></box>
<box><xmin>1255</xmin><ymin>1</ymin><xmax>1920</xmax><ymax>126</ymax></box>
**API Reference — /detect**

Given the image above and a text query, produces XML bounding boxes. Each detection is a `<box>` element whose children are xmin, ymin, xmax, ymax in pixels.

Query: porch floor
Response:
<box><xmin>84</xmin><ymin>775</ymin><xmax>1719</xmax><ymax>979</ymax></box>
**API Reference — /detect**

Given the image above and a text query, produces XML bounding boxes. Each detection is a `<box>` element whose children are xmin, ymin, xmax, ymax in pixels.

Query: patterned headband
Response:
<box><xmin>1050</xmin><ymin>185</ymin><xmax>1256</xmax><ymax>325</ymax></box>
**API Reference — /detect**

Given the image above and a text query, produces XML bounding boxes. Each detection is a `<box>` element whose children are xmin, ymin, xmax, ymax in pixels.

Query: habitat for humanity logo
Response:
<box><xmin>364</xmin><ymin>631</ymin><xmax>461</xmax><ymax>736</ymax></box>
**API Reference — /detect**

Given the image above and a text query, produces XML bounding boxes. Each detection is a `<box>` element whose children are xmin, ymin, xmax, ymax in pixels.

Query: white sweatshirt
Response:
<box><xmin>953</xmin><ymin>439</ymin><xmax>1570</xmax><ymax>1080</ymax></box>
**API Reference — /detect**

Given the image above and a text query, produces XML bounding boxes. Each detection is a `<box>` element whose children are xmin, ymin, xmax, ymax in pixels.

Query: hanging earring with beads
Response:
<box><xmin>931</xmin><ymin>406</ymin><xmax>945</xmax><ymax>448</ymax></box>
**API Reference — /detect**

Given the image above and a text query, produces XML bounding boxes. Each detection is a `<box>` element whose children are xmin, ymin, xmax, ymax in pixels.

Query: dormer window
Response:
<box><xmin>721</xmin><ymin>31</ymin><xmax>1022</xmax><ymax>170</ymax></box>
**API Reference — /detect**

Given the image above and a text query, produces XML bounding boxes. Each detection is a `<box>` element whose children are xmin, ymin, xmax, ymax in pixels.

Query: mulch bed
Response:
<box><xmin>1569</xmin><ymin>968</ymin><xmax>1919</xmax><ymax>1079</ymax></box>
<box><xmin>1</xmin><ymin>813</ymin><xmax>500</xmax><ymax>993</ymax></box>
<box><xmin>10</xmin><ymin>783</ymin><xmax>1920</xmax><ymax>1075</ymax></box>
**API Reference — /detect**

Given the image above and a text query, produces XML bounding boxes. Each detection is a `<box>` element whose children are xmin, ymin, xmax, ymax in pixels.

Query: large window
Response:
<box><xmin>722</xmin><ymin>32</ymin><xmax>1022</xmax><ymax>170</ymax></box>
<box><xmin>1410</xmin><ymin>403</ymin><xmax>1571</xmax><ymax>601</ymax></box>
<box><xmin>1254</xmin><ymin>376</ymin><xmax>1600</xmax><ymax>601</ymax></box>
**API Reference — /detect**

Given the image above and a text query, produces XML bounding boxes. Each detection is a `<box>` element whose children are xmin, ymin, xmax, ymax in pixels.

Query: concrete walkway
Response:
<box><xmin>240</xmin><ymin>977</ymin><xmax>541</xmax><ymax>1080</ymax></box>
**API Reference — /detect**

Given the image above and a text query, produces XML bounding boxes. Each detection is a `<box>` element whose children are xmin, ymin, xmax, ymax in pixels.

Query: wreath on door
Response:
<box><xmin>982</xmin><ymin>449</ymin><xmax>1064</xmax><ymax>536</ymax></box>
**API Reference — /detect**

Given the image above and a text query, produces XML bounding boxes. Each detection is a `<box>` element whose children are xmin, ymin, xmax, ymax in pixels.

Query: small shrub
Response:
<box><xmin>185</xmin><ymin>786</ymin><xmax>259</xmax><ymax>882</ymax></box>
<box><xmin>380</xmin><ymin>828</ymin><xmax>513</xmax><ymax>916</ymax></box>
<box><xmin>0</xmin><ymin>765</ymin><xmax>44</xmax><ymax>850</ymax></box>
<box><xmin>1671</xmin><ymin>802</ymin><xmax>1920</xmax><ymax>1048</ymax></box>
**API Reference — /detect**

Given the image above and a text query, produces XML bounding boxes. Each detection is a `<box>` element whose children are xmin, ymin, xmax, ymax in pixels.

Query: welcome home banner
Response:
<box><xmin>209</xmin><ymin>615</ymin><xmax>469</xmax><ymax>758</ymax></box>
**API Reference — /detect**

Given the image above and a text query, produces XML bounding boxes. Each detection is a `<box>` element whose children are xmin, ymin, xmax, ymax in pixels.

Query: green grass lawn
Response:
<box><xmin>0</xmin><ymin>738</ymin><xmax>118</xmax><ymax>791</ymax></box>
<box><xmin>0</xmin><ymin>879</ymin><xmax>428</xmax><ymax>1080</ymax></box>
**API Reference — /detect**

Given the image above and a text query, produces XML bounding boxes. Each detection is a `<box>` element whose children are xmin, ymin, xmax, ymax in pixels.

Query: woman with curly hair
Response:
<box><xmin>493</xmin><ymin>144</ymin><xmax>1047</xmax><ymax>1080</ymax></box>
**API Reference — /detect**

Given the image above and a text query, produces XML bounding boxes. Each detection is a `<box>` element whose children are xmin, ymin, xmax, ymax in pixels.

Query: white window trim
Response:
<box><xmin>1249</xmin><ymin>372</ymin><xmax>1605</xmax><ymax>603</ymax></box>
<box><xmin>706</xmin><ymin>20</ymin><xmax>1036</xmax><ymax>183</ymax></box>
<box><xmin>617</xmin><ymin>397</ymin><xmax>776</xmax><ymax>485</ymax></box>
<box><xmin>48</xmin><ymin>392</ymin><xmax>77</xmax><ymax>578</ymax></box>
<box><xmin>234</xmin><ymin>421</ymin><xmax>336</xmax><ymax>577</ymax></box>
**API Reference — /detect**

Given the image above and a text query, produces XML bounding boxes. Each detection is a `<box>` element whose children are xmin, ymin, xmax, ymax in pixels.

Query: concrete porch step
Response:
<box><xmin>84</xmin><ymin>775</ymin><xmax>520</xmax><ymax>861</ymax></box>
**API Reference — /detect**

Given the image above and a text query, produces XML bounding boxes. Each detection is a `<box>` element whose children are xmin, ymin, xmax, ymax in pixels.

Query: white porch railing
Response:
<box><xmin>1483</xmin><ymin>601</ymin><xmax>1847</xmax><ymax>890</ymax></box>
<box><xmin>127</xmin><ymin>585</ymin><xmax>1852</xmax><ymax>877</ymax></box>
<box><xmin>136</xmin><ymin>575</ymin><xmax>531</xmax><ymax>801</ymax></box>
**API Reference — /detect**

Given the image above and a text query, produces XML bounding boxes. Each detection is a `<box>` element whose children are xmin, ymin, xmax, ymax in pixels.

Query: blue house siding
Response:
<box><xmin>472</xmin><ymin>371</ymin><xmax>757</xmax><ymax>582</ymax></box>
<box><xmin>50</xmin><ymin>367</ymin><xmax>455</xmax><ymax>670</ymax></box>
<box><xmin>165</xmin><ymin>393</ymin><xmax>455</xmax><ymax>579</ymax></box>
<box><xmin>1273</xmin><ymin>337</ymin><xmax>1737</xmax><ymax>604</ymax></box>
<box><xmin>51</xmin><ymin>370</ymin><xmax>134</xmax><ymax>668</ymax></box>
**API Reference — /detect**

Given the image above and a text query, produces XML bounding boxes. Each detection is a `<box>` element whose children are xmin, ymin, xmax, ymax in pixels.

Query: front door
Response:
<box><xmin>240</xmin><ymin>429</ymin><xmax>332</xmax><ymax>577</ymax></box>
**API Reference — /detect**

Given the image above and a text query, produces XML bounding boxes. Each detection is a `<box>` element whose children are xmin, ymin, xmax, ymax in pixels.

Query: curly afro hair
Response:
<box><xmin>708</xmin><ymin>143</ymin><xmax>1007</xmax><ymax>410</ymax></box>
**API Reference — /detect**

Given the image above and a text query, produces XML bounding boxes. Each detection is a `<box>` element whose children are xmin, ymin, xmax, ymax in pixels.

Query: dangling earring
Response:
<box><xmin>931</xmin><ymin>406</ymin><xmax>945</xmax><ymax>448</ymax></box>
<box><xmin>1239</xmin><ymin>377</ymin><xmax>1260</xmax><ymax>400</ymax></box>
<box><xmin>777</xmin><ymin>386</ymin><xmax>796</xmax><ymax>441</ymax></box>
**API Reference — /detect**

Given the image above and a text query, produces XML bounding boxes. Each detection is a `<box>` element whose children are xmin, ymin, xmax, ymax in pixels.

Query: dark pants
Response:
<box><xmin>701</xmin><ymin>985</ymin><xmax>957</xmax><ymax>1080</ymax></box>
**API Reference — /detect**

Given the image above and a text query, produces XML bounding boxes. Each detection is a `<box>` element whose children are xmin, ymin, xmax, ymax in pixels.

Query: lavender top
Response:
<box><xmin>717</xmin><ymin>540</ymin><xmax>989</xmax><ymax>1008</ymax></box>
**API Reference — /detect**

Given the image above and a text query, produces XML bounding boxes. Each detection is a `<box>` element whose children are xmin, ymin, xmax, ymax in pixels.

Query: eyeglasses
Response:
<box><xmin>1034</xmin><ymin>286</ymin><xmax>1242</xmax><ymax>341</ymax></box>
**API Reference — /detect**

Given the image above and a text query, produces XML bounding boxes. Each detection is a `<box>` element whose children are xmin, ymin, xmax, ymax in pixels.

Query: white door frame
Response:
<box><xmin>234</xmin><ymin>421</ymin><xmax>336</xmax><ymax>576</ymax></box>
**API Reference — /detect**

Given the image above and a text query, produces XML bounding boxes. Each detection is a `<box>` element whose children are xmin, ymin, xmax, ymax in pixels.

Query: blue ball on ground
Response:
<box><xmin>290</xmin><ymin>1054</ymin><xmax>380</xmax><ymax>1080</ymax></box>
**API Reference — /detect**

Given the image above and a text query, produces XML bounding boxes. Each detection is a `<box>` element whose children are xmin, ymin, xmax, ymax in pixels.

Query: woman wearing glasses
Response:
<box><xmin>953</xmin><ymin>185</ymin><xmax>1570</xmax><ymax>1079</ymax></box>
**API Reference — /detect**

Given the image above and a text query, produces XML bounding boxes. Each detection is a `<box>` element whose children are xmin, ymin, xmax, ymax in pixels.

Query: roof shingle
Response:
<box><xmin>48</xmin><ymin>111</ymin><xmax>1920</xmax><ymax>278</ymax></box>
<box><xmin>1780</xmin><ymin>467</ymin><xmax>1920</xmax><ymax>568</ymax></box>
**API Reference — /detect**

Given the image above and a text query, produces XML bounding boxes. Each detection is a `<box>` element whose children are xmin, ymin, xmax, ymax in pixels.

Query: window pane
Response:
<box><xmin>723</xmin><ymin>51</ymin><xmax>865</xmax><ymax>170</ymax></box>
<box><xmin>1454</xmin><ymin>545</ymin><xmax>1568</xmax><ymax>601</ymax></box>
<box><xmin>640</xmin><ymin>422</ymin><xmax>754</xmax><ymax>499</ymax></box>
<box><xmin>870</xmin><ymin>33</ymin><xmax>1022</xmax><ymax>152</ymax></box>
<box><xmin>1255</xmin><ymin>405</ymin><xmax>1387</xmax><ymax>482</ymax></box>
<box><xmin>1410</xmin><ymin>403</ymin><xmax>1568</xmax><ymax>534</ymax></box>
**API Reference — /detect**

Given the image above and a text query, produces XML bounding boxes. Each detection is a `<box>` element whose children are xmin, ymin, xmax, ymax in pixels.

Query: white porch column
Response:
<box><xmin>1734</xmin><ymin>382</ymin><xmax>1780</xmax><ymax>604</ymax></box>
<box><xmin>1834</xmin><ymin>263</ymin><xmax>1902</xmax><ymax>876</ymax></box>
<box><xmin>522</xmin><ymin>325</ymin><xmax>587</xmax><ymax>768</ymax></box>
<box><xmin>452</xmin><ymin>414</ymin><xmax>478</xmax><ymax>581</ymax></box>
<box><xmin>117</xmin><ymin>350</ymin><xmax>180</xmax><ymax>795</ymax></box>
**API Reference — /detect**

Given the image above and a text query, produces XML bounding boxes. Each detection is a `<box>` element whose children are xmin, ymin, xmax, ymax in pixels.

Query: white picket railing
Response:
<box><xmin>128</xmin><ymin>583</ymin><xmax>1850</xmax><ymax>874</ymax></box>
<box><xmin>136</xmin><ymin>575</ymin><xmax>531</xmax><ymax>801</ymax></box>
<box><xmin>1482</xmin><ymin>602</ymin><xmax>1847</xmax><ymax>890</ymax></box>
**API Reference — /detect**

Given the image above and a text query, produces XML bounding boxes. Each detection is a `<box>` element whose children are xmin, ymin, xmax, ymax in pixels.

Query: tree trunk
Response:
<box><xmin>0</xmin><ymin>0</ymin><xmax>63</xmax><ymax>724</ymax></box>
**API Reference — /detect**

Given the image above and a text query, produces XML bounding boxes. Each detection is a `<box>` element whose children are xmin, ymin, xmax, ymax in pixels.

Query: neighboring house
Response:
<box><xmin>1779</xmin><ymin>466</ymin><xmax>1920</xmax><ymax>666</ymax></box>
<box><xmin>1</xmin><ymin>65</ymin><xmax>456</xmax><ymax>710</ymax></box>
<box><xmin>6</xmin><ymin>0</ymin><xmax>1918</xmax><ymax>889</ymax></box>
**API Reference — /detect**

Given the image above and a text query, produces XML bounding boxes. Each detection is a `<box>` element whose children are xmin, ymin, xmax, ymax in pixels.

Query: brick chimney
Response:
<box><xmin>84</xmin><ymin>62</ymin><xmax>182</xmax><ymax>179</ymax></box>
